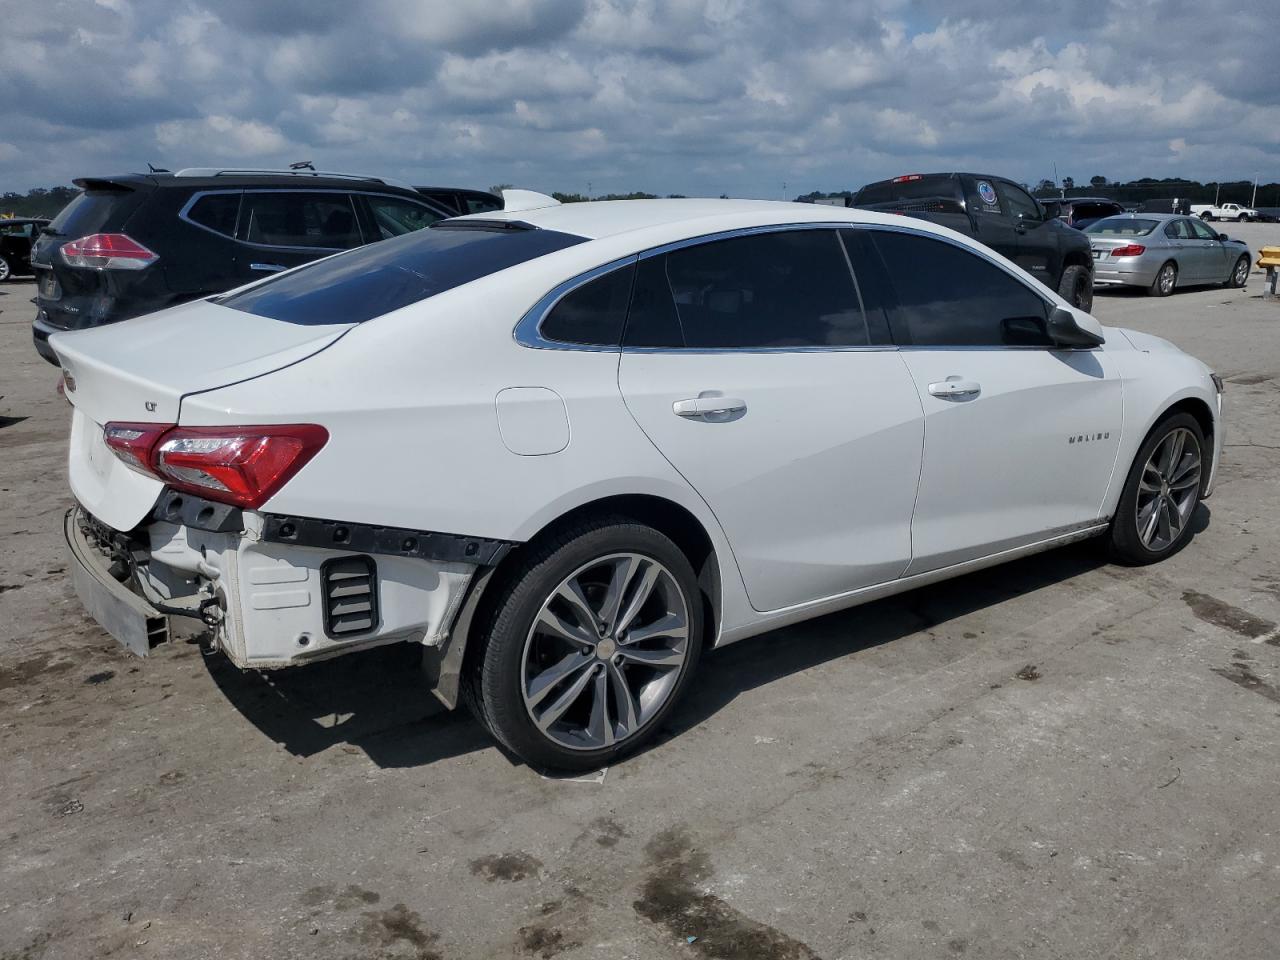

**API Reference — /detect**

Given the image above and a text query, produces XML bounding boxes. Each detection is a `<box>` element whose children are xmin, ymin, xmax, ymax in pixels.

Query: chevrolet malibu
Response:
<box><xmin>52</xmin><ymin>196</ymin><xmax>1224</xmax><ymax>770</ymax></box>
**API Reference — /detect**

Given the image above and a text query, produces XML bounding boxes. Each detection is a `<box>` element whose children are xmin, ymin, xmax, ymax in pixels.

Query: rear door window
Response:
<box><xmin>366</xmin><ymin>195</ymin><xmax>442</xmax><ymax>240</ymax></box>
<box><xmin>866</xmin><ymin>230</ymin><xmax>1051</xmax><ymax>347</ymax></box>
<box><xmin>1165</xmin><ymin>219</ymin><xmax>1194</xmax><ymax>240</ymax></box>
<box><xmin>219</xmin><ymin>224</ymin><xmax>587</xmax><ymax>326</ymax></box>
<box><xmin>239</xmin><ymin>192</ymin><xmax>363</xmax><ymax>249</ymax></box>
<box><xmin>623</xmin><ymin>230</ymin><xmax>868</xmax><ymax>349</ymax></box>
<box><xmin>541</xmin><ymin>263</ymin><xmax>635</xmax><ymax>346</ymax></box>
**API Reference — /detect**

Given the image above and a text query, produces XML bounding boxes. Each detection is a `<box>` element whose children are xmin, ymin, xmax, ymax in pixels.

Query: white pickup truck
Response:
<box><xmin>1191</xmin><ymin>202</ymin><xmax>1258</xmax><ymax>222</ymax></box>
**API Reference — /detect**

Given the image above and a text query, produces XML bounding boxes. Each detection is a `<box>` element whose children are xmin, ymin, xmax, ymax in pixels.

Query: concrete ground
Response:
<box><xmin>2</xmin><ymin>229</ymin><xmax>1279</xmax><ymax>960</ymax></box>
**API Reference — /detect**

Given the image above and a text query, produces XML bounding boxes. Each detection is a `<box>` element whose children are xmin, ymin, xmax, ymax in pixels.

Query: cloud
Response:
<box><xmin>0</xmin><ymin>0</ymin><xmax>1273</xmax><ymax>198</ymax></box>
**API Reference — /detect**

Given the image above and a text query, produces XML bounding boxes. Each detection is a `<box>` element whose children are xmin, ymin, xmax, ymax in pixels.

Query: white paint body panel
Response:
<box><xmin>56</xmin><ymin>199</ymin><xmax>1222</xmax><ymax>663</ymax></box>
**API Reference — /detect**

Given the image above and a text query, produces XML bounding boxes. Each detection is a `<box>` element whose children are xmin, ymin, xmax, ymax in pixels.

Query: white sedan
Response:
<box><xmin>53</xmin><ymin>195</ymin><xmax>1224</xmax><ymax>770</ymax></box>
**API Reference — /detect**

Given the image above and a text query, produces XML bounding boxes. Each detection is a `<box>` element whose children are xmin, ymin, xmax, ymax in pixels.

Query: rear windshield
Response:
<box><xmin>854</xmin><ymin>176</ymin><xmax>958</xmax><ymax>206</ymax></box>
<box><xmin>1071</xmin><ymin>203</ymin><xmax>1121</xmax><ymax>220</ymax></box>
<box><xmin>218</xmin><ymin>224</ymin><xmax>588</xmax><ymax>325</ymax></box>
<box><xmin>1085</xmin><ymin>218</ymin><xmax>1157</xmax><ymax>236</ymax></box>
<box><xmin>48</xmin><ymin>189</ymin><xmax>135</xmax><ymax>237</ymax></box>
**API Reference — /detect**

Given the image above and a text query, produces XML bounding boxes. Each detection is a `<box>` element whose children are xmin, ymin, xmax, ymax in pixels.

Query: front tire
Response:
<box><xmin>1108</xmin><ymin>413</ymin><xmax>1205</xmax><ymax>564</ymax></box>
<box><xmin>1057</xmin><ymin>264</ymin><xmax>1093</xmax><ymax>312</ymax></box>
<box><xmin>1227</xmin><ymin>254</ymin><xmax>1250</xmax><ymax>288</ymax></box>
<box><xmin>1148</xmin><ymin>261</ymin><xmax>1177</xmax><ymax>297</ymax></box>
<box><xmin>464</xmin><ymin>518</ymin><xmax>704</xmax><ymax>771</ymax></box>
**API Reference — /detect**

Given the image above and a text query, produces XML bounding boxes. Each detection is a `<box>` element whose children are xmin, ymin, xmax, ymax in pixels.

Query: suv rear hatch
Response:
<box><xmin>52</xmin><ymin>298</ymin><xmax>352</xmax><ymax>531</ymax></box>
<box><xmin>32</xmin><ymin>177</ymin><xmax>164</xmax><ymax>339</ymax></box>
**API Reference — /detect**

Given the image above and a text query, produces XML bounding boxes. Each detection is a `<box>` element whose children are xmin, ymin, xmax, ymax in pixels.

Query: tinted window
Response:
<box><xmin>623</xmin><ymin>230</ymin><xmax>867</xmax><ymax>349</ymax></box>
<box><xmin>541</xmin><ymin>263</ymin><xmax>635</xmax><ymax>346</ymax></box>
<box><xmin>220</xmin><ymin>224</ymin><xmax>587</xmax><ymax>326</ymax></box>
<box><xmin>869</xmin><ymin>230</ymin><xmax>1051</xmax><ymax>347</ymax></box>
<box><xmin>855</xmin><ymin>176</ymin><xmax>960</xmax><ymax>206</ymax></box>
<box><xmin>1086</xmin><ymin>218</ymin><xmax>1156</xmax><ymax>236</ymax></box>
<box><xmin>464</xmin><ymin>195</ymin><xmax>503</xmax><ymax>214</ymax></box>
<box><xmin>999</xmin><ymin>182</ymin><xmax>1042</xmax><ymax>221</ymax></box>
<box><xmin>49</xmin><ymin>190</ymin><xmax>132</xmax><ymax>236</ymax></box>
<box><xmin>965</xmin><ymin>178</ymin><xmax>1005</xmax><ymax>217</ymax></box>
<box><xmin>624</xmin><ymin>255</ymin><xmax>685</xmax><ymax>347</ymax></box>
<box><xmin>186</xmin><ymin>193</ymin><xmax>239</xmax><ymax>237</ymax></box>
<box><xmin>367</xmin><ymin>195</ymin><xmax>440</xmax><ymax>239</ymax></box>
<box><xmin>240</xmin><ymin>192</ymin><xmax>362</xmax><ymax>249</ymax></box>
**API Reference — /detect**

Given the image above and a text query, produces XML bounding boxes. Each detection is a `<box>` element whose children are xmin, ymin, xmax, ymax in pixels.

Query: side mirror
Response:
<box><xmin>1047</xmin><ymin>306</ymin><xmax>1105</xmax><ymax>348</ymax></box>
<box><xmin>1217</xmin><ymin>233</ymin><xmax>1229</xmax><ymax>241</ymax></box>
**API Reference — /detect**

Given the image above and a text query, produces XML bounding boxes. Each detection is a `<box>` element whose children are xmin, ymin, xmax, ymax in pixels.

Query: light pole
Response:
<box><xmin>1252</xmin><ymin>173</ymin><xmax>1258</xmax><ymax>208</ymax></box>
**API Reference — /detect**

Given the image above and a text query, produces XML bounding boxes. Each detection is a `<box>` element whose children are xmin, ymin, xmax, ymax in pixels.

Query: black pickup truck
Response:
<box><xmin>849</xmin><ymin>173</ymin><xmax>1095</xmax><ymax>311</ymax></box>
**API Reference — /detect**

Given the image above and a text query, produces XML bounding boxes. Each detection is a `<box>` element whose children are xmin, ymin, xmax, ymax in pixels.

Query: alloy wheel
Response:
<box><xmin>520</xmin><ymin>552</ymin><xmax>690</xmax><ymax>751</ymax></box>
<box><xmin>1135</xmin><ymin>427</ymin><xmax>1201</xmax><ymax>552</ymax></box>
<box><xmin>1158</xmin><ymin>264</ymin><xmax>1176</xmax><ymax>295</ymax></box>
<box><xmin>1233</xmin><ymin>258</ymin><xmax>1249</xmax><ymax>286</ymax></box>
<box><xmin>0</xmin><ymin>257</ymin><xmax>11</xmax><ymax>282</ymax></box>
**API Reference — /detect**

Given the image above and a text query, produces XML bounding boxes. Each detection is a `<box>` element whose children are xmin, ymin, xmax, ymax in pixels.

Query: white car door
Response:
<box><xmin>857</xmin><ymin>227</ymin><xmax>1123</xmax><ymax>574</ymax></box>
<box><xmin>618</xmin><ymin>228</ymin><xmax>924</xmax><ymax>613</ymax></box>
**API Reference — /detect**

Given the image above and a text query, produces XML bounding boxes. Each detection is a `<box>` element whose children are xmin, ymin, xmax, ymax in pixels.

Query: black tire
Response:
<box><xmin>0</xmin><ymin>254</ymin><xmax>12</xmax><ymax>283</ymax></box>
<box><xmin>1057</xmin><ymin>264</ymin><xmax>1093</xmax><ymax>312</ymax></box>
<box><xmin>1227</xmin><ymin>254</ymin><xmax>1250</xmax><ymax>288</ymax></box>
<box><xmin>1236</xmin><ymin>214</ymin><xmax>1246</xmax><ymax>222</ymax></box>
<box><xmin>463</xmin><ymin>517</ymin><xmax>704</xmax><ymax>771</ymax></box>
<box><xmin>1200</xmin><ymin>211</ymin><xmax>1214</xmax><ymax>221</ymax></box>
<box><xmin>1107</xmin><ymin>412</ymin><xmax>1205</xmax><ymax>565</ymax></box>
<box><xmin>1147</xmin><ymin>261</ymin><xmax>1177</xmax><ymax>297</ymax></box>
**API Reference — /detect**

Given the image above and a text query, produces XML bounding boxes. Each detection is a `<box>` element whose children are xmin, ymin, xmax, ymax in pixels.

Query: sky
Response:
<box><xmin>1</xmin><ymin>0</ymin><xmax>1277</xmax><ymax>198</ymax></box>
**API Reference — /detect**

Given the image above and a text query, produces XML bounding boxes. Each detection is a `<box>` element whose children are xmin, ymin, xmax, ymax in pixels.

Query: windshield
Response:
<box><xmin>855</xmin><ymin>176</ymin><xmax>959</xmax><ymax>205</ymax></box>
<box><xmin>1085</xmin><ymin>218</ymin><xmax>1157</xmax><ymax>236</ymax></box>
<box><xmin>219</xmin><ymin>223</ymin><xmax>588</xmax><ymax>325</ymax></box>
<box><xmin>47</xmin><ymin>190</ymin><xmax>132</xmax><ymax>237</ymax></box>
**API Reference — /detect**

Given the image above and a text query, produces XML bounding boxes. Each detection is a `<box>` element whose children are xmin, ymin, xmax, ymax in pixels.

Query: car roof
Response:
<box><xmin>72</xmin><ymin>172</ymin><xmax>427</xmax><ymax>194</ymax></box>
<box><xmin>453</xmin><ymin>197</ymin><xmax>928</xmax><ymax>243</ymax></box>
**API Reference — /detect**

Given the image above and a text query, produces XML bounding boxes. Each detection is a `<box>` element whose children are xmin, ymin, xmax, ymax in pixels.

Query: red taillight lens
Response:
<box><xmin>892</xmin><ymin>174</ymin><xmax>924</xmax><ymax>183</ymax></box>
<box><xmin>153</xmin><ymin>425</ymin><xmax>329</xmax><ymax>509</ymax></box>
<box><xmin>61</xmin><ymin>233</ymin><xmax>158</xmax><ymax>270</ymax></box>
<box><xmin>1110</xmin><ymin>244</ymin><xmax>1146</xmax><ymax>257</ymax></box>
<box><xmin>103</xmin><ymin>422</ymin><xmax>170</xmax><ymax>475</ymax></box>
<box><xmin>102</xmin><ymin>423</ymin><xmax>328</xmax><ymax>509</ymax></box>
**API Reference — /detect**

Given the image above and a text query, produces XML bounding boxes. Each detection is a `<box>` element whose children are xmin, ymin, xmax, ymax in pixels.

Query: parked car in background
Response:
<box><xmin>53</xmin><ymin>196</ymin><xmax>1222</xmax><ymax>770</ymax></box>
<box><xmin>1253</xmin><ymin>207</ymin><xmax>1280</xmax><ymax>223</ymax></box>
<box><xmin>30</xmin><ymin>168</ymin><xmax>454</xmax><ymax>364</ymax></box>
<box><xmin>1190</xmin><ymin>202</ymin><xmax>1257</xmax><ymax>222</ymax></box>
<box><xmin>1086</xmin><ymin>213</ymin><xmax>1252</xmax><ymax>296</ymax></box>
<box><xmin>850</xmin><ymin>173</ymin><xmax>1095</xmax><ymax>310</ymax></box>
<box><xmin>1137</xmin><ymin>198</ymin><xmax>1193</xmax><ymax>216</ymax></box>
<box><xmin>0</xmin><ymin>217</ymin><xmax>50</xmax><ymax>281</ymax></box>
<box><xmin>414</xmin><ymin>186</ymin><xmax>503</xmax><ymax>216</ymax></box>
<box><xmin>1040</xmin><ymin>197</ymin><xmax>1125</xmax><ymax>230</ymax></box>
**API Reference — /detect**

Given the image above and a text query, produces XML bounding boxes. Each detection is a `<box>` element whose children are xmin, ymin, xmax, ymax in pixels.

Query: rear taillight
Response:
<box><xmin>892</xmin><ymin>174</ymin><xmax>924</xmax><ymax>183</ymax></box>
<box><xmin>103</xmin><ymin>423</ymin><xmax>328</xmax><ymax>509</ymax></box>
<box><xmin>1110</xmin><ymin>244</ymin><xmax>1146</xmax><ymax>257</ymax></box>
<box><xmin>61</xmin><ymin>233</ymin><xmax>158</xmax><ymax>270</ymax></box>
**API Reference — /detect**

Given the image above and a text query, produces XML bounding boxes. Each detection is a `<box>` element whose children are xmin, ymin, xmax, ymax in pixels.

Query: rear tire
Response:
<box><xmin>1147</xmin><ymin>261</ymin><xmax>1177</xmax><ymax>297</ymax></box>
<box><xmin>1227</xmin><ymin>254</ymin><xmax>1250</xmax><ymax>288</ymax></box>
<box><xmin>0</xmin><ymin>255</ymin><xmax>12</xmax><ymax>283</ymax></box>
<box><xmin>1057</xmin><ymin>264</ymin><xmax>1093</xmax><ymax>312</ymax></box>
<box><xmin>463</xmin><ymin>517</ymin><xmax>704</xmax><ymax>771</ymax></box>
<box><xmin>1108</xmin><ymin>413</ymin><xmax>1205</xmax><ymax>565</ymax></box>
<box><xmin>1200</xmin><ymin>211</ymin><xmax>1214</xmax><ymax>221</ymax></box>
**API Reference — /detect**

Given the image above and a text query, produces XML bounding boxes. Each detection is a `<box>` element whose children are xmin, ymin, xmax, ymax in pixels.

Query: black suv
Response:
<box><xmin>850</xmin><ymin>173</ymin><xmax>1095</xmax><ymax>311</ymax></box>
<box><xmin>0</xmin><ymin>218</ymin><xmax>50</xmax><ymax>281</ymax></box>
<box><xmin>31</xmin><ymin>168</ymin><xmax>455</xmax><ymax>363</ymax></box>
<box><xmin>414</xmin><ymin>186</ymin><xmax>502</xmax><ymax>216</ymax></box>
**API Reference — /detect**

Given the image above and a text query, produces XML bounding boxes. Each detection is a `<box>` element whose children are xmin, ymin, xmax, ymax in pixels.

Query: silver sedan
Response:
<box><xmin>1086</xmin><ymin>213</ymin><xmax>1252</xmax><ymax>296</ymax></box>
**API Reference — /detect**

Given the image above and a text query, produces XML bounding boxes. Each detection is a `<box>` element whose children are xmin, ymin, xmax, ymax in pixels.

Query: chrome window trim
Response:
<box><xmin>514</xmin><ymin>219</ymin><xmax>1070</xmax><ymax>354</ymax></box>
<box><xmin>177</xmin><ymin>189</ymin><xmax>242</xmax><ymax>241</ymax></box>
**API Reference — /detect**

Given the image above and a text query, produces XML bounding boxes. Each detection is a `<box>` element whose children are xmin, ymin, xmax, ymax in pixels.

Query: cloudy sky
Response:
<box><xmin>1</xmin><ymin>0</ymin><xmax>1276</xmax><ymax>198</ymax></box>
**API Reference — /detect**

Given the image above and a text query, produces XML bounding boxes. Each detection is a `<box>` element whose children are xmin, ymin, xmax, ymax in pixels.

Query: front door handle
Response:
<box><xmin>249</xmin><ymin>262</ymin><xmax>287</xmax><ymax>273</ymax></box>
<box><xmin>673</xmin><ymin>396</ymin><xmax>747</xmax><ymax>420</ymax></box>
<box><xmin>928</xmin><ymin>378</ymin><xmax>981</xmax><ymax>400</ymax></box>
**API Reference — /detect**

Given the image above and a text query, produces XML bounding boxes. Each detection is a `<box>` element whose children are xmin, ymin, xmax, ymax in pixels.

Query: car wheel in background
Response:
<box><xmin>1148</xmin><ymin>261</ymin><xmax>1177</xmax><ymax>297</ymax></box>
<box><xmin>1227</xmin><ymin>255</ymin><xmax>1250</xmax><ymax>288</ymax></box>
<box><xmin>1058</xmin><ymin>264</ymin><xmax>1093</xmax><ymax>312</ymax></box>
<box><xmin>0</xmin><ymin>255</ymin><xmax>12</xmax><ymax>282</ymax></box>
<box><xmin>463</xmin><ymin>517</ymin><xmax>704</xmax><ymax>770</ymax></box>
<box><xmin>1200</xmin><ymin>212</ymin><xmax>1214</xmax><ymax>221</ymax></box>
<box><xmin>1236</xmin><ymin>214</ymin><xmax>1247</xmax><ymax>222</ymax></box>
<box><xmin>1107</xmin><ymin>412</ymin><xmax>1204</xmax><ymax>565</ymax></box>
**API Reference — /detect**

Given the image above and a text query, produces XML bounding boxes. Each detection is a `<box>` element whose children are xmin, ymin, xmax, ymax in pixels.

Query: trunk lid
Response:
<box><xmin>53</xmin><ymin>298</ymin><xmax>352</xmax><ymax>531</ymax></box>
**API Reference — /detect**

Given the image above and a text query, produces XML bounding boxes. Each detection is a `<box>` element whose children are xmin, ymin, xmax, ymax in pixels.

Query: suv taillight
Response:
<box><xmin>103</xmin><ymin>422</ymin><xmax>328</xmax><ymax>509</ymax></box>
<box><xmin>61</xmin><ymin>233</ymin><xmax>158</xmax><ymax>270</ymax></box>
<box><xmin>1110</xmin><ymin>244</ymin><xmax>1146</xmax><ymax>257</ymax></box>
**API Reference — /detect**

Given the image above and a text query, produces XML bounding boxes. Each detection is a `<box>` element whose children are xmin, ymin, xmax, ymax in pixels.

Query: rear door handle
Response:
<box><xmin>928</xmin><ymin>379</ymin><xmax>981</xmax><ymax>399</ymax></box>
<box><xmin>249</xmin><ymin>262</ymin><xmax>287</xmax><ymax>273</ymax></box>
<box><xmin>673</xmin><ymin>396</ymin><xmax>747</xmax><ymax>419</ymax></box>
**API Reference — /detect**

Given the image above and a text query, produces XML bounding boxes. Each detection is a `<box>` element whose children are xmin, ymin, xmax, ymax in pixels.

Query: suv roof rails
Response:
<box><xmin>171</xmin><ymin>168</ymin><xmax>417</xmax><ymax>191</ymax></box>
